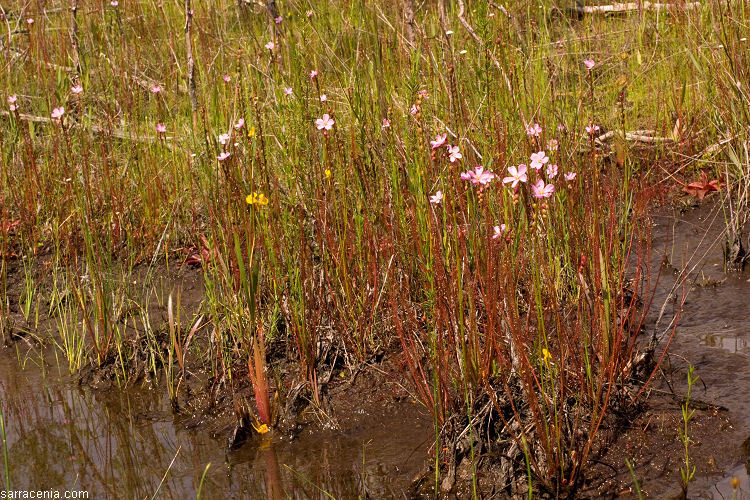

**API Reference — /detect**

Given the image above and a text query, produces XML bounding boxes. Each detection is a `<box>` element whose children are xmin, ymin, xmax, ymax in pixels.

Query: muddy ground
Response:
<box><xmin>1</xmin><ymin>200</ymin><xmax>749</xmax><ymax>498</ymax></box>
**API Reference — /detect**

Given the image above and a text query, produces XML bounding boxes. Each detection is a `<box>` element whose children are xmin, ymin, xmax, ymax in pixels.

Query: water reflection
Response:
<box><xmin>700</xmin><ymin>332</ymin><xmax>749</xmax><ymax>354</ymax></box>
<box><xmin>0</xmin><ymin>350</ymin><xmax>430</xmax><ymax>499</ymax></box>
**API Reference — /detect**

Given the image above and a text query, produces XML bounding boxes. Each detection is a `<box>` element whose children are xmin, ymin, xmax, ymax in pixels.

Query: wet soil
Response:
<box><xmin>604</xmin><ymin>200</ymin><xmax>750</xmax><ymax>499</ymax></box>
<box><xmin>0</xmin><ymin>342</ymin><xmax>432</xmax><ymax>498</ymax></box>
<box><xmin>0</xmin><ymin>200</ymin><xmax>749</xmax><ymax>498</ymax></box>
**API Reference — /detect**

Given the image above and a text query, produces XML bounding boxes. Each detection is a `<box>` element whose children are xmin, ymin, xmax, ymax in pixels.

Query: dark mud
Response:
<box><xmin>1</xmin><ymin>201</ymin><xmax>749</xmax><ymax>498</ymax></box>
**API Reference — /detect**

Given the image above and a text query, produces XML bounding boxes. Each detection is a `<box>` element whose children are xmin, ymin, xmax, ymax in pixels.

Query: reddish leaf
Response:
<box><xmin>682</xmin><ymin>171</ymin><xmax>720</xmax><ymax>200</ymax></box>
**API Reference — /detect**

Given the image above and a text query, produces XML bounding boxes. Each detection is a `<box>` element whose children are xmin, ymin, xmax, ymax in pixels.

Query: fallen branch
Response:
<box><xmin>0</xmin><ymin>6</ymin><xmax>69</xmax><ymax>19</ymax></box>
<box><xmin>0</xmin><ymin>110</ymin><xmax>179</xmax><ymax>147</ymax></box>
<box><xmin>569</xmin><ymin>1</ymin><xmax>702</xmax><ymax>15</ymax></box>
<box><xmin>595</xmin><ymin>129</ymin><xmax>674</xmax><ymax>144</ymax></box>
<box><xmin>1</xmin><ymin>45</ymin><xmax>76</xmax><ymax>72</ymax></box>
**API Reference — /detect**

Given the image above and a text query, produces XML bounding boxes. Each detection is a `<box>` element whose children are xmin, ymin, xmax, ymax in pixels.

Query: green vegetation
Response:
<box><xmin>1</xmin><ymin>0</ymin><xmax>748</xmax><ymax>495</ymax></box>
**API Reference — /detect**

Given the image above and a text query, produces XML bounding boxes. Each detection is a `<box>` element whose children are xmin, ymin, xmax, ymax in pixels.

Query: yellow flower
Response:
<box><xmin>248</xmin><ymin>126</ymin><xmax>256</xmax><ymax>138</ymax></box>
<box><xmin>324</xmin><ymin>168</ymin><xmax>332</xmax><ymax>180</ymax></box>
<box><xmin>542</xmin><ymin>348</ymin><xmax>552</xmax><ymax>367</ymax></box>
<box><xmin>253</xmin><ymin>422</ymin><xmax>270</xmax><ymax>434</ymax></box>
<box><xmin>246</xmin><ymin>192</ymin><xmax>269</xmax><ymax>206</ymax></box>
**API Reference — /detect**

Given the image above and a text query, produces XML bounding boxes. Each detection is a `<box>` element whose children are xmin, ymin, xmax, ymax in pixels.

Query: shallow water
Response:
<box><xmin>0</xmin><ymin>348</ymin><xmax>432</xmax><ymax>499</ymax></box>
<box><xmin>649</xmin><ymin>203</ymin><xmax>750</xmax><ymax>498</ymax></box>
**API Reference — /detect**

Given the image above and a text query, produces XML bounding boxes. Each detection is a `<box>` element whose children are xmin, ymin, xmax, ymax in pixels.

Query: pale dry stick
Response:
<box><xmin>70</xmin><ymin>0</ymin><xmax>81</xmax><ymax>77</ymax></box>
<box><xmin>0</xmin><ymin>110</ymin><xmax>184</xmax><ymax>152</ymax></box>
<box><xmin>433</xmin><ymin>116</ymin><xmax>483</xmax><ymax>160</ymax></box>
<box><xmin>150</xmin><ymin>445</ymin><xmax>182</xmax><ymax>500</ymax></box>
<box><xmin>595</xmin><ymin>129</ymin><xmax>675</xmax><ymax>144</ymax></box>
<box><xmin>185</xmin><ymin>0</ymin><xmax>197</xmax><ymax>131</ymax></box>
<box><xmin>1</xmin><ymin>5</ymin><xmax>68</xmax><ymax>18</ymax></box>
<box><xmin>3</xmin><ymin>46</ymin><xmax>75</xmax><ymax>72</ymax></box>
<box><xmin>569</xmin><ymin>1</ymin><xmax>702</xmax><ymax>15</ymax></box>
<box><xmin>579</xmin><ymin>129</ymin><xmax>678</xmax><ymax>154</ymax></box>
<box><xmin>455</xmin><ymin>0</ymin><xmax>527</xmax><ymax>128</ymax></box>
<box><xmin>701</xmin><ymin>133</ymin><xmax>742</xmax><ymax>156</ymax></box>
<box><xmin>488</xmin><ymin>0</ymin><xmax>525</xmax><ymax>47</ymax></box>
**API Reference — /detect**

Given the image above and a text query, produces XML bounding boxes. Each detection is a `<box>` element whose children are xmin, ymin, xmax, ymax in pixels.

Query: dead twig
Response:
<box><xmin>569</xmin><ymin>1</ymin><xmax>702</xmax><ymax>15</ymax></box>
<box><xmin>595</xmin><ymin>129</ymin><xmax>675</xmax><ymax>145</ymax></box>
<box><xmin>0</xmin><ymin>110</ymin><xmax>181</xmax><ymax>150</ymax></box>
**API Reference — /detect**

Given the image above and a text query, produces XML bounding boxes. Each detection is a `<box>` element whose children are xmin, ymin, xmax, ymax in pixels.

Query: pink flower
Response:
<box><xmin>71</xmin><ymin>85</ymin><xmax>83</xmax><ymax>94</ymax></box>
<box><xmin>526</xmin><ymin>123</ymin><xmax>542</xmax><ymax>137</ymax></box>
<box><xmin>531</xmin><ymin>179</ymin><xmax>555</xmax><ymax>199</ymax></box>
<box><xmin>529</xmin><ymin>151</ymin><xmax>549</xmax><ymax>170</ymax></box>
<box><xmin>583</xmin><ymin>59</ymin><xmax>595</xmax><ymax>70</ymax></box>
<box><xmin>310</xmin><ymin>69</ymin><xmax>318</xmax><ymax>80</ymax></box>
<box><xmin>557</xmin><ymin>124</ymin><xmax>565</xmax><ymax>132</ymax></box>
<box><xmin>274</xmin><ymin>16</ymin><xmax>283</xmax><ymax>24</ymax></box>
<box><xmin>315</xmin><ymin>114</ymin><xmax>335</xmax><ymax>131</ymax></box>
<box><xmin>461</xmin><ymin>165</ymin><xmax>495</xmax><ymax>185</ymax></box>
<box><xmin>110</xmin><ymin>0</ymin><xmax>118</xmax><ymax>6</ymax></box>
<box><xmin>150</xmin><ymin>85</ymin><xmax>162</xmax><ymax>94</ymax></box>
<box><xmin>409</xmin><ymin>104</ymin><xmax>420</xmax><ymax>115</ymax></box>
<box><xmin>217</xmin><ymin>152</ymin><xmax>231</xmax><ymax>161</ymax></box>
<box><xmin>430</xmin><ymin>133</ymin><xmax>447</xmax><ymax>149</ymax></box>
<box><xmin>51</xmin><ymin>107</ymin><xmax>65</xmax><ymax>120</ymax></box>
<box><xmin>8</xmin><ymin>95</ymin><xmax>18</xmax><ymax>111</ymax></box>
<box><xmin>234</xmin><ymin>118</ymin><xmax>245</xmax><ymax>129</ymax></box>
<box><xmin>492</xmin><ymin>224</ymin><xmax>507</xmax><ymax>240</ymax></box>
<box><xmin>223</xmin><ymin>75</ymin><xmax>231</xmax><ymax>83</ymax></box>
<box><xmin>502</xmin><ymin>164</ymin><xmax>528</xmax><ymax>188</ymax></box>
<box><xmin>417</xmin><ymin>89</ymin><xmax>430</xmax><ymax>99</ymax></box>
<box><xmin>283</xmin><ymin>87</ymin><xmax>293</xmax><ymax>96</ymax></box>
<box><xmin>382</xmin><ymin>118</ymin><xmax>390</xmax><ymax>128</ymax></box>
<box><xmin>447</xmin><ymin>145</ymin><xmax>462</xmax><ymax>163</ymax></box>
<box><xmin>265</xmin><ymin>41</ymin><xmax>275</xmax><ymax>51</ymax></box>
<box><xmin>155</xmin><ymin>123</ymin><xmax>166</xmax><ymax>133</ymax></box>
<box><xmin>218</xmin><ymin>133</ymin><xmax>230</xmax><ymax>145</ymax></box>
<box><xmin>306</xmin><ymin>10</ymin><xmax>314</xmax><ymax>17</ymax></box>
<box><xmin>547</xmin><ymin>139</ymin><xmax>558</xmax><ymax>151</ymax></box>
<box><xmin>564</xmin><ymin>172</ymin><xmax>577</xmax><ymax>182</ymax></box>
<box><xmin>546</xmin><ymin>164</ymin><xmax>558</xmax><ymax>178</ymax></box>
<box><xmin>430</xmin><ymin>191</ymin><xmax>443</xmax><ymax>204</ymax></box>
<box><xmin>585</xmin><ymin>123</ymin><xmax>600</xmax><ymax>135</ymax></box>
<box><xmin>26</xmin><ymin>18</ymin><xmax>34</xmax><ymax>24</ymax></box>
<box><xmin>320</xmin><ymin>94</ymin><xmax>327</xmax><ymax>102</ymax></box>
